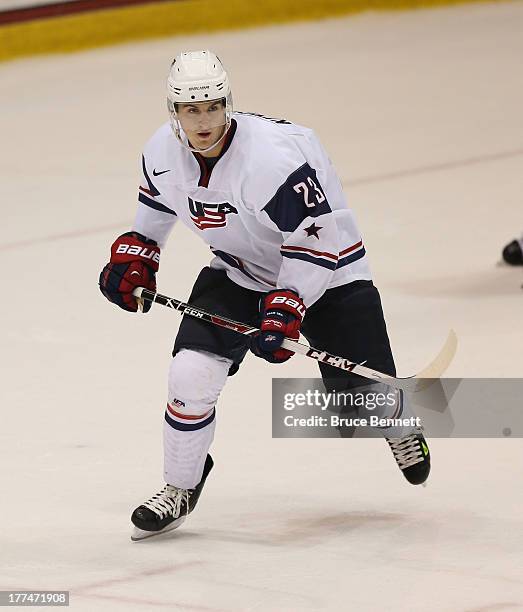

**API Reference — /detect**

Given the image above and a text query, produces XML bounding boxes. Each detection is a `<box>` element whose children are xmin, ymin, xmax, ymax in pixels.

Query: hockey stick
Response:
<box><xmin>133</xmin><ymin>287</ymin><xmax>457</xmax><ymax>392</ymax></box>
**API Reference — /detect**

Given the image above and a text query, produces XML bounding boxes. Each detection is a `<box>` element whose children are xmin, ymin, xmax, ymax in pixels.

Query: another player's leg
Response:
<box><xmin>301</xmin><ymin>281</ymin><xmax>430</xmax><ymax>485</ymax></box>
<box><xmin>501</xmin><ymin>234</ymin><xmax>523</xmax><ymax>265</ymax></box>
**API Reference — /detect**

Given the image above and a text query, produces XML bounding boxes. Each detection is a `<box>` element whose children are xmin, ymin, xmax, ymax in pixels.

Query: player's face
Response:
<box><xmin>177</xmin><ymin>100</ymin><xmax>227</xmax><ymax>152</ymax></box>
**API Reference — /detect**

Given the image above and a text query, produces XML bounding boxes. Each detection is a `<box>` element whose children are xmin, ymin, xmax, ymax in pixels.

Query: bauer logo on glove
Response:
<box><xmin>115</xmin><ymin>242</ymin><xmax>161</xmax><ymax>265</ymax></box>
<box><xmin>268</xmin><ymin>295</ymin><xmax>307</xmax><ymax>318</ymax></box>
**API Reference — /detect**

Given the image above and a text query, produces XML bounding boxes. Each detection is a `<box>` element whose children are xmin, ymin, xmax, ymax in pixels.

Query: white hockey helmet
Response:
<box><xmin>167</xmin><ymin>50</ymin><xmax>233</xmax><ymax>152</ymax></box>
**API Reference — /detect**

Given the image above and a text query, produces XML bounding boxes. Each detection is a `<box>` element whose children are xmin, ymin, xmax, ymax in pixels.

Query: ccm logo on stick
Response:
<box><xmin>185</xmin><ymin>308</ymin><xmax>204</xmax><ymax>318</ymax></box>
<box><xmin>116</xmin><ymin>244</ymin><xmax>160</xmax><ymax>264</ymax></box>
<box><xmin>308</xmin><ymin>349</ymin><xmax>357</xmax><ymax>371</ymax></box>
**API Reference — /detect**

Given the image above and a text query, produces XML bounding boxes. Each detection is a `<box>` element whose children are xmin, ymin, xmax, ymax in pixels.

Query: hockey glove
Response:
<box><xmin>250</xmin><ymin>289</ymin><xmax>306</xmax><ymax>363</ymax></box>
<box><xmin>99</xmin><ymin>232</ymin><xmax>160</xmax><ymax>312</ymax></box>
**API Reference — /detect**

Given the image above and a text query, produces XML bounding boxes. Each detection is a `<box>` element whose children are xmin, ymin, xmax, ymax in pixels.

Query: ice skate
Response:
<box><xmin>131</xmin><ymin>454</ymin><xmax>214</xmax><ymax>541</ymax></box>
<box><xmin>502</xmin><ymin>239</ymin><xmax>523</xmax><ymax>265</ymax></box>
<box><xmin>386</xmin><ymin>431</ymin><xmax>430</xmax><ymax>485</ymax></box>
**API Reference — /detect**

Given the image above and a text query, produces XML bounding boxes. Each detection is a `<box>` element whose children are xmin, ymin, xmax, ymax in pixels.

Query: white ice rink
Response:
<box><xmin>1</xmin><ymin>2</ymin><xmax>522</xmax><ymax>610</ymax></box>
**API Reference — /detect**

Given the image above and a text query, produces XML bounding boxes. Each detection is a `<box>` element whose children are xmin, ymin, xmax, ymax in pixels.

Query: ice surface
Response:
<box><xmin>1</xmin><ymin>2</ymin><xmax>522</xmax><ymax>610</ymax></box>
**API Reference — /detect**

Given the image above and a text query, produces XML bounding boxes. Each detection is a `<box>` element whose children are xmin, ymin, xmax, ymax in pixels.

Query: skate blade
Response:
<box><xmin>131</xmin><ymin>516</ymin><xmax>186</xmax><ymax>541</ymax></box>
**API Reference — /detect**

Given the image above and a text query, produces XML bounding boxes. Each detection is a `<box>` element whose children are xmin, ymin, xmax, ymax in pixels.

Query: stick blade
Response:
<box><xmin>400</xmin><ymin>329</ymin><xmax>458</xmax><ymax>392</ymax></box>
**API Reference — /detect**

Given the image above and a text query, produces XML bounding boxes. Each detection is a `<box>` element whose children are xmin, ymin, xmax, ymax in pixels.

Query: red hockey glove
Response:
<box><xmin>250</xmin><ymin>289</ymin><xmax>306</xmax><ymax>363</ymax></box>
<box><xmin>99</xmin><ymin>232</ymin><xmax>160</xmax><ymax>312</ymax></box>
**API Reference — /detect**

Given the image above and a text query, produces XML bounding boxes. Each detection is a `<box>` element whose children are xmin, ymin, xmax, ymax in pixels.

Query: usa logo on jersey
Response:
<box><xmin>188</xmin><ymin>197</ymin><xmax>238</xmax><ymax>230</ymax></box>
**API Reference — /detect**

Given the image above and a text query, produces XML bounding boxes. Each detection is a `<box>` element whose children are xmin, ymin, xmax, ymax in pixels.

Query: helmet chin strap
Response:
<box><xmin>173</xmin><ymin>120</ymin><xmax>230</xmax><ymax>154</ymax></box>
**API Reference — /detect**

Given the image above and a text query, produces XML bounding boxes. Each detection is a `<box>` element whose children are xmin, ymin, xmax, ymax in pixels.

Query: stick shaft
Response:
<box><xmin>134</xmin><ymin>287</ymin><xmax>400</xmax><ymax>387</ymax></box>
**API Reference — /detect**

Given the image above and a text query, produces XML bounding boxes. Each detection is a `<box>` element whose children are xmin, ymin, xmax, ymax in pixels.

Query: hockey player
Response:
<box><xmin>99</xmin><ymin>51</ymin><xmax>431</xmax><ymax>541</ymax></box>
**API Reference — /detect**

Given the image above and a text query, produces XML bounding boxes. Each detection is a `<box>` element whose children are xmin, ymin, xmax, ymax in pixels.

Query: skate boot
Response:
<box><xmin>131</xmin><ymin>454</ymin><xmax>214</xmax><ymax>541</ymax></box>
<box><xmin>502</xmin><ymin>239</ymin><xmax>523</xmax><ymax>265</ymax></box>
<box><xmin>386</xmin><ymin>431</ymin><xmax>430</xmax><ymax>485</ymax></box>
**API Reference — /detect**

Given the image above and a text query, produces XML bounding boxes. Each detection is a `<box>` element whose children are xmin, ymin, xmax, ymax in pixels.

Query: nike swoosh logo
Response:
<box><xmin>152</xmin><ymin>168</ymin><xmax>171</xmax><ymax>176</ymax></box>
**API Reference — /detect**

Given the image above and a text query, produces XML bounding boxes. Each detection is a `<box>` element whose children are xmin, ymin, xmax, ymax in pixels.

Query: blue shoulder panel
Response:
<box><xmin>262</xmin><ymin>163</ymin><xmax>331</xmax><ymax>232</ymax></box>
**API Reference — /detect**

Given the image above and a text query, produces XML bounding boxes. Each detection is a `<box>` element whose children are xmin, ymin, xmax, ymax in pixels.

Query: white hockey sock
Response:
<box><xmin>163</xmin><ymin>349</ymin><xmax>232</xmax><ymax>489</ymax></box>
<box><xmin>164</xmin><ymin>405</ymin><xmax>216</xmax><ymax>489</ymax></box>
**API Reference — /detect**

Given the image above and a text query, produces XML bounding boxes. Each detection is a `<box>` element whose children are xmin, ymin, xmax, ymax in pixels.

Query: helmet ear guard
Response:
<box><xmin>166</xmin><ymin>50</ymin><xmax>233</xmax><ymax>153</ymax></box>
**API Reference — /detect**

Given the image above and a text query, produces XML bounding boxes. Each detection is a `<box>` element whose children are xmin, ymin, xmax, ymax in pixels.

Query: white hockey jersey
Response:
<box><xmin>133</xmin><ymin>112</ymin><xmax>372</xmax><ymax>307</ymax></box>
